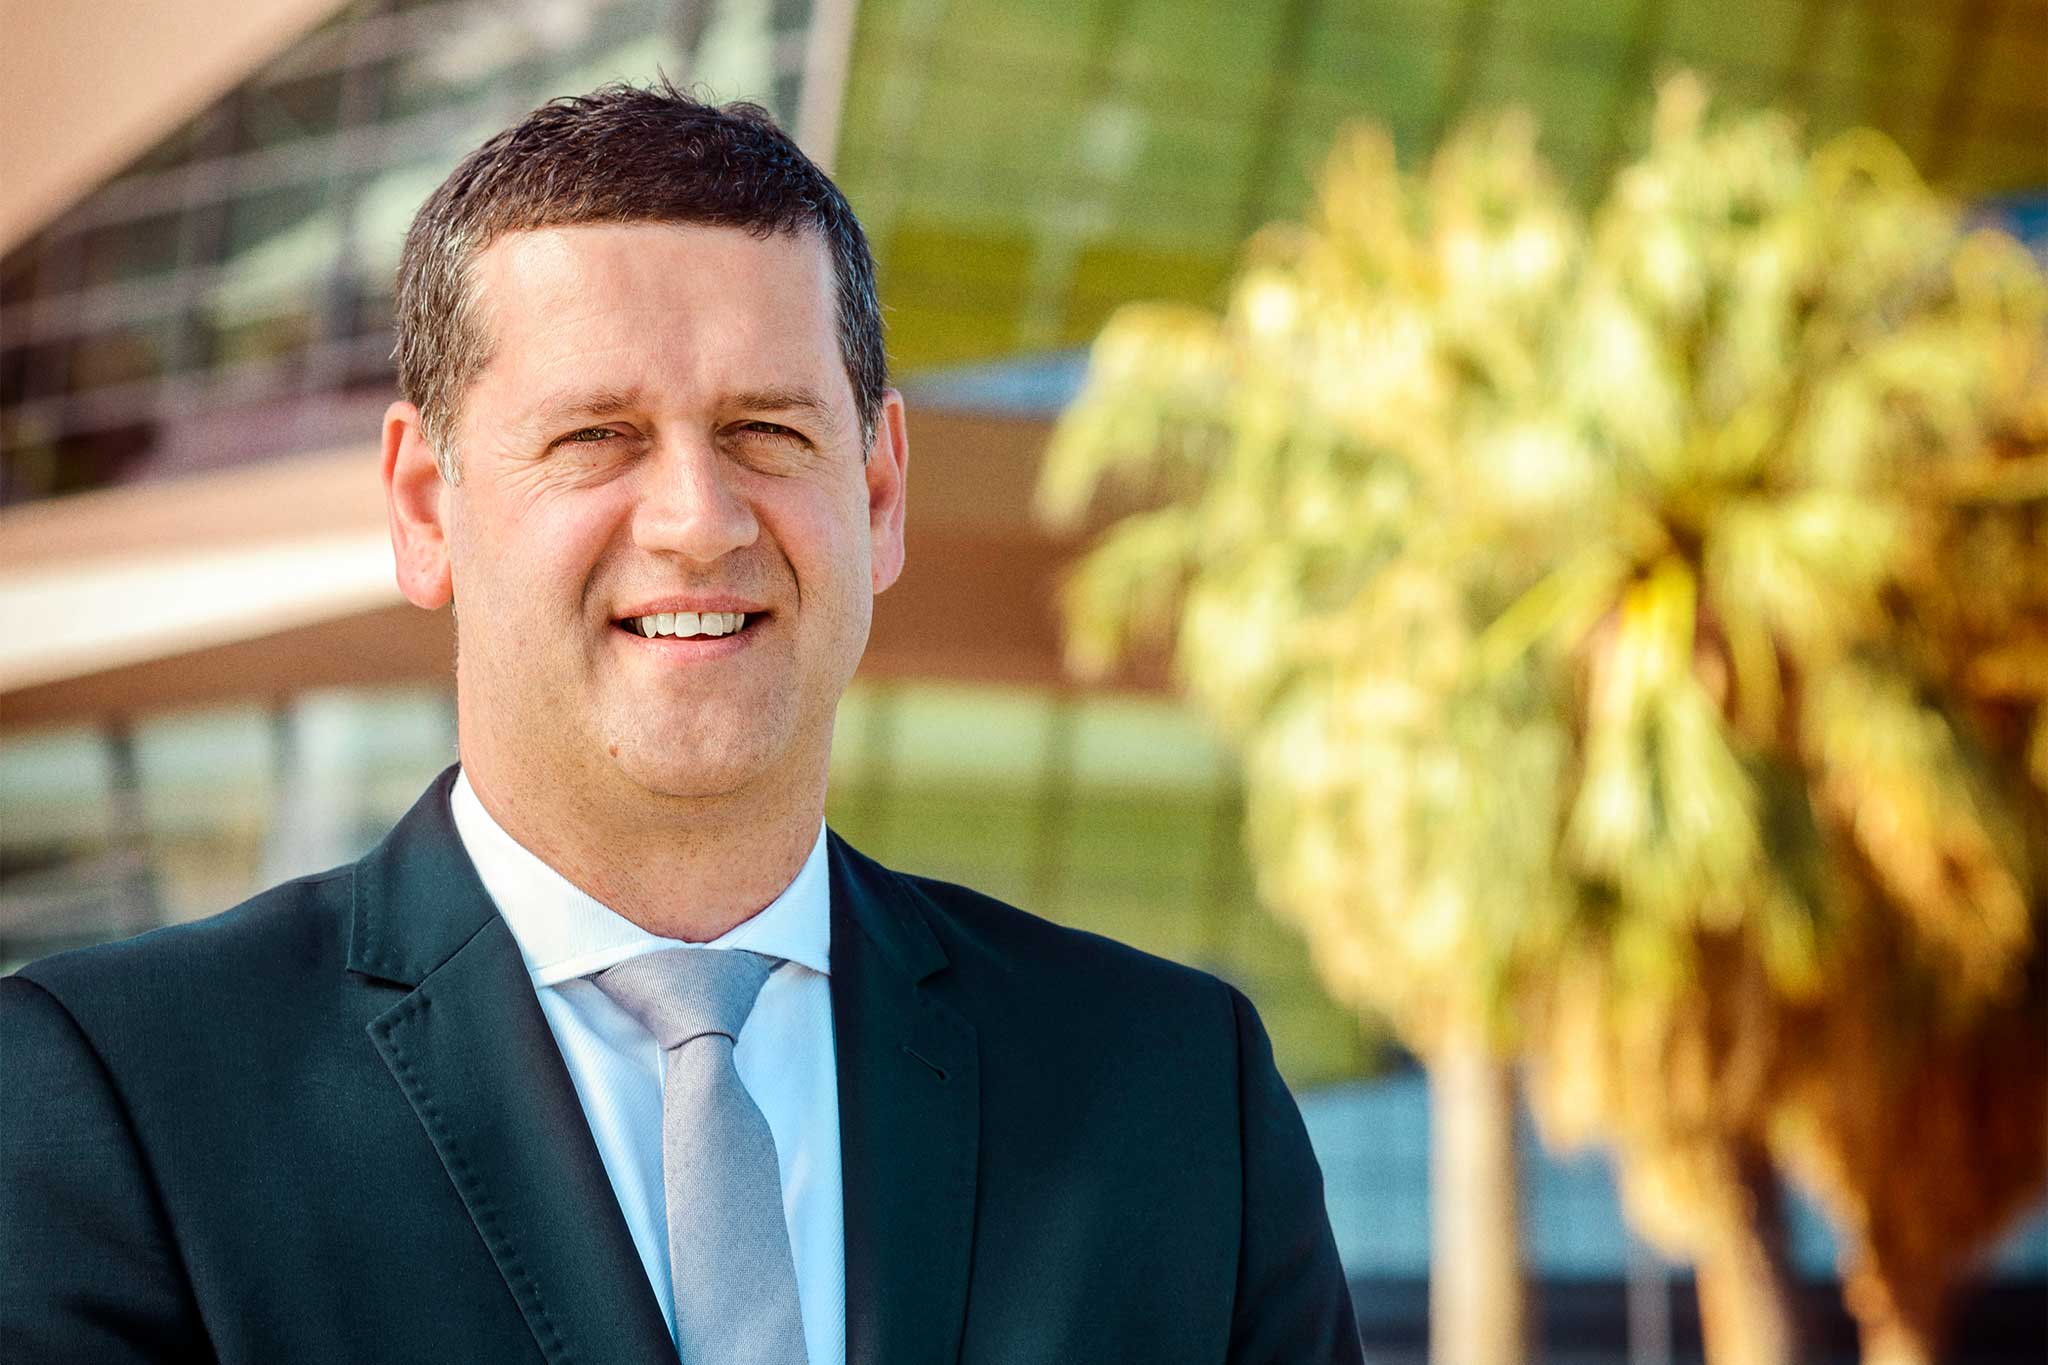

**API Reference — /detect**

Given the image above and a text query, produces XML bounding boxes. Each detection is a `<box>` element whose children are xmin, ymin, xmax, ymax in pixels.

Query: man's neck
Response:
<box><xmin>458</xmin><ymin>758</ymin><xmax>825</xmax><ymax>943</ymax></box>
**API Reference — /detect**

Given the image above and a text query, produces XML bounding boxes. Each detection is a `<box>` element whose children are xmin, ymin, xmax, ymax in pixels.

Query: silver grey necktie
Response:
<box><xmin>594</xmin><ymin>948</ymin><xmax>809</xmax><ymax>1365</ymax></box>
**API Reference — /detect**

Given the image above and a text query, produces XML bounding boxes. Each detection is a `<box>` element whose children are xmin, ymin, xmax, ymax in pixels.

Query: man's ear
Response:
<box><xmin>866</xmin><ymin>389</ymin><xmax>909</xmax><ymax>594</ymax></box>
<box><xmin>382</xmin><ymin>400</ymin><xmax>454</xmax><ymax>610</ymax></box>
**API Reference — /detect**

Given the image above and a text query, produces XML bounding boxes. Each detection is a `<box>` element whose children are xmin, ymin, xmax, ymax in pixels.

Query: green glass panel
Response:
<box><xmin>1298</xmin><ymin>1</ymin><xmax>1457</xmax><ymax>159</ymax></box>
<box><xmin>1103</xmin><ymin>109</ymin><xmax>1254</xmax><ymax>242</ymax></box>
<box><xmin>0</xmin><ymin>726</ymin><xmax>116</xmax><ymax>851</ymax></box>
<box><xmin>1114</xmin><ymin>0</ymin><xmax>1288</xmax><ymax>84</ymax></box>
<box><xmin>935</xmin><ymin>0</ymin><xmax>1101</xmax><ymax>70</ymax></box>
<box><xmin>1060</xmin><ymin>239</ymin><xmax>1232</xmax><ymax>344</ymax></box>
<box><xmin>910</xmin><ymin>77</ymin><xmax>1087</xmax><ymax>194</ymax></box>
<box><xmin>237</xmin><ymin>69</ymin><xmax>350</xmax><ymax>150</ymax></box>
<box><xmin>80</xmin><ymin>214</ymin><xmax>185</xmax><ymax>288</ymax></box>
<box><xmin>876</xmin><ymin>220</ymin><xmax>1035</xmax><ymax>368</ymax></box>
<box><xmin>1662</xmin><ymin>0</ymin><xmax>1801</xmax><ymax>76</ymax></box>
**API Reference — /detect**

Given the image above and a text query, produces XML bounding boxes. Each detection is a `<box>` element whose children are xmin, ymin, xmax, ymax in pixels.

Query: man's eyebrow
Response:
<box><xmin>518</xmin><ymin>386</ymin><xmax>648</xmax><ymax>437</ymax></box>
<box><xmin>726</xmin><ymin>386</ymin><xmax>843</xmax><ymax>433</ymax></box>
<box><xmin>513</xmin><ymin>384</ymin><xmax>848</xmax><ymax>446</ymax></box>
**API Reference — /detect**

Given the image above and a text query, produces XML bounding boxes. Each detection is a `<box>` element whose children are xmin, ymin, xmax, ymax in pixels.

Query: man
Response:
<box><xmin>2</xmin><ymin>84</ymin><xmax>1362</xmax><ymax>1364</ymax></box>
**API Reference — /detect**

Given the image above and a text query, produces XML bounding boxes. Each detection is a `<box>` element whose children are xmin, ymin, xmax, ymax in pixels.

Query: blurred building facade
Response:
<box><xmin>3</xmin><ymin>0</ymin><xmax>2045</xmax><ymax>1355</ymax></box>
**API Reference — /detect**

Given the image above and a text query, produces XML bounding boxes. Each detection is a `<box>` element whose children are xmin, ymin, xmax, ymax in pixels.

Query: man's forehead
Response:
<box><xmin>471</xmin><ymin>220</ymin><xmax>834</xmax><ymax>294</ymax></box>
<box><xmin>451</xmin><ymin>225</ymin><xmax>851</xmax><ymax>443</ymax></box>
<box><xmin>463</xmin><ymin>222</ymin><xmax>838</xmax><ymax>358</ymax></box>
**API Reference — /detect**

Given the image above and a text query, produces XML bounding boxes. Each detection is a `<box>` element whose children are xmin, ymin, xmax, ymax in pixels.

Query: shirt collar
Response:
<box><xmin>448</xmin><ymin>767</ymin><xmax>832</xmax><ymax>987</ymax></box>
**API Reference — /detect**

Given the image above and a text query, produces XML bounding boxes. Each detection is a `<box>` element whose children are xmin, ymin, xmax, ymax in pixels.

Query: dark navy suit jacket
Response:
<box><xmin>2</xmin><ymin>767</ymin><xmax>1363</xmax><ymax>1363</ymax></box>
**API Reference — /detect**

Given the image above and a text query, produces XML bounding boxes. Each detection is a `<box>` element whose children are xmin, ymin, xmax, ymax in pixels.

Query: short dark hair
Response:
<box><xmin>393</xmin><ymin>80</ymin><xmax>885</xmax><ymax>478</ymax></box>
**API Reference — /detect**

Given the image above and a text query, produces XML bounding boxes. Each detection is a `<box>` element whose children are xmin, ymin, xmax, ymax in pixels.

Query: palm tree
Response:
<box><xmin>1037</xmin><ymin>75</ymin><xmax>2048</xmax><ymax>1365</ymax></box>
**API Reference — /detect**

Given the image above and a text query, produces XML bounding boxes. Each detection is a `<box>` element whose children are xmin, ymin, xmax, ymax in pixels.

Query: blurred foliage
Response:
<box><xmin>1039</xmin><ymin>73</ymin><xmax>2048</xmax><ymax>1355</ymax></box>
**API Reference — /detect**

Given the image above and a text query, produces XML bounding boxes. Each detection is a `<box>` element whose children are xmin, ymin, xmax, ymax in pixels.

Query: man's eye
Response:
<box><xmin>737</xmin><ymin>421</ymin><xmax>800</xmax><ymax>439</ymax></box>
<box><xmin>561</xmin><ymin>427</ymin><xmax>617</xmax><ymax>444</ymax></box>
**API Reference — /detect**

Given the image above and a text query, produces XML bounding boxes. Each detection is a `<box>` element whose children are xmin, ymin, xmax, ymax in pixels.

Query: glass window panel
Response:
<box><xmin>79</xmin><ymin>213</ymin><xmax>185</xmax><ymax>288</ymax></box>
<box><xmin>223</xmin><ymin>183</ymin><xmax>331</xmax><ymax>259</ymax></box>
<box><xmin>236</xmin><ymin>68</ymin><xmax>351</xmax><ymax>151</ymax></box>
<box><xmin>1060</xmin><ymin>239</ymin><xmax>1231</xmax><ymax>345</ymax></box>
<box><xmin>827</xmin><ymin>685</ymin><xmax>879</xmax><ymax>785</ymax></box>
<box><xmin>0</xmin><ymin>251</ymin><xmax>36</xmax><ymax>308</ymax></box>
<box><xmin>0</xmin><ymin>343</ymin><xmax>29</xmax><ymax>411</ymax></box>
<box><xmin>0</xmin><ymin>726</ymin><xmax>119</xmax><ymax>855</ymax></box>
<box><xmin>351</xmin><ymin>160</ymin><xmax>448</xmax><ymax>279</ymax></box>
<box><xmin>130</xmin><ymin>706</ymin><xmax>276</xmax><ymax>839</ymax></box>
<box><xmin>1115</xmin><ymin>104</ymin><xmax>1251</xmax><ymax>195</ymax></box>
<box><xmin>845</xmin><ymin>780</ymin><xmax>1045</xmax><ymax>907</ymax></box>
<box><xmin>2</xmin><ymin>339</ymin><xmax>66</xmax><ymax>405</ymax></box>
<box><xmin>1069</xmin><ymin>697</ymin><xmax>1228</xmax><ymax>791</ymax></box>
<box><xmin>891</xmin><ymin>683</ymin><xmax>1058</xmax><ymax>786</ymax></box>
<box><xmin>67</xmin><ymin>325</ymin><xmax>168</xmax><ymax>392</ymax></box>
<box><xmin>210</xmin><ymin>207</ymin><xmax>345</xmax><ymax>321</ymax></box>
<box><xmin>909</xmin><ymin>73</ymin><xmax>1087</xmax><ymax>198</ymax></box>
<box><xmin>42</xmin><ymin>422</ymin><xmax>158</xmax><ymax>497</ymax></box>
<box><xmin>283</xmin><ymin>687</ymin><xmax>460</xmax><ymax>852</ymax></box>
<box><xmin>110</xmin><ymin>102</ymin><xmax>238</xmax><ymax>186</ymax></box>
<box><xmin>1115</xmin><ymin>0</ymin><xmax>1289</xmax><ymax>89</ymax></box>
<box><xmin>933</xmin><ymin>0</ymin><xmax>1096</xmax><ymax>72</ymax></box>
<box><xmin>205</xmin><ymin>307</ymin><xmax>320</xmax><ymax>370</ymax></box>
<box><xmin>1299</xmin><ymin>7</ymin><xmax>1455</xmax><ymax>159</ymax></box>
<box><xmin>875</xmin><ymin>220</ymin><xmax>1035</xmax><ymax>368</ymax></box>
<box><xmin>349</xmin><ymin>288</ymin><xmax>397</xmax><ymax>350</ymax></box>
<box><xmin>1662</xmin><ymin>0</ymin><xmax>1802</xmax><ymax>74</ymax></box>
<box><xmin>549</xmin><ymin>33</ymin><xmax>688</xmax><ymax>101</ymax></box>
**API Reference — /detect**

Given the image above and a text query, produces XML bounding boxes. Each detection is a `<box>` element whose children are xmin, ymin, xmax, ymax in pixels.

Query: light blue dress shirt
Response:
<box><xmin>449</xmin><ymin>771</ymin><xmax>844</xmax><ymax>1365</ymax></box>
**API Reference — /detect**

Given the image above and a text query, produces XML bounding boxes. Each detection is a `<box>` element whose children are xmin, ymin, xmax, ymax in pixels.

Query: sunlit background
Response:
<box><xmin>2</xmin><ymin>1</ymin><xmax>2044</xmax><ymax>1362</ymax></box>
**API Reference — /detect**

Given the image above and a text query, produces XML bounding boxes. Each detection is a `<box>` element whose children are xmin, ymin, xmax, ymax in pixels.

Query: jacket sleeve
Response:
<box><xmin>1224</xmin><ymin>983</ymin><xmax>1365</xmax><ymax>1364</ymax></box>
<box><xmin>1</xmin><ymin>975</ymin><xmax>212</xmax><ymax>1363</ymax></box>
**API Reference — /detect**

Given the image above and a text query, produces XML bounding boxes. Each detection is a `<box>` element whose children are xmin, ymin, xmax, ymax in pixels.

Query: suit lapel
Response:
<box><xmin>830</xmin><ymin>835</ymin><xmax>980</xmax><ymax>1365</ymax></box>
<box><xmin>352</xmin><ymin>770</ymin><xmax>674</xmax><ymax>1365</ymax></box>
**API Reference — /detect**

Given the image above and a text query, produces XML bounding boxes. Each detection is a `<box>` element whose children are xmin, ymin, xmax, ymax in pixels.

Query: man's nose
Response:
<box><xmin>631</xmin><ymin>440</ymin><xmax>760</xmax><ymax>562</ymax></box>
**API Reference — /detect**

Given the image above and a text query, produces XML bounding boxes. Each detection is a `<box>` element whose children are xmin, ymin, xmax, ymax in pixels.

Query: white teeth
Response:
<box><xmin>628</xmin><ymin>611</ymin><xmax>749</xmax><ymax>637</ymax></box>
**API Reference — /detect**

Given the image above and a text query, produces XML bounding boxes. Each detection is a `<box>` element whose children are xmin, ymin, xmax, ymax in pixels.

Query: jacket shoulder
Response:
<box><xmin>13</xmin><ymin>866</ymin><xmax>355</xmax><ymax>1026</ymax></box>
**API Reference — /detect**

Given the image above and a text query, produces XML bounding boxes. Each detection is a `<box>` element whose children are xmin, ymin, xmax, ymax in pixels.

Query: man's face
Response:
<box><xmin>399</xmin><ymin>222</ymin><xmax>906</xmax><ymax>815</ymax></box>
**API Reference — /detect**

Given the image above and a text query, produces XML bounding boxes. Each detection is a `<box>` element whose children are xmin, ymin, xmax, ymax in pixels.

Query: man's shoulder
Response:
<box><xmin>8</xmin><ymin>863</ymin><xmax>357</xmax><ymax>1033</ymax></box>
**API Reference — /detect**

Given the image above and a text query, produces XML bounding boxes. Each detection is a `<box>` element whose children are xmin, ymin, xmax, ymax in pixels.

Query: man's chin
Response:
<box><xmin>602</xmin><ymin>736</ymin><xmax>776</xmax><ymax>804</ymax></box>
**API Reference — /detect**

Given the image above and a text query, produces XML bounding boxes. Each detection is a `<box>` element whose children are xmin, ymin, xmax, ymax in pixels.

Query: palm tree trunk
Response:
<box><xmin>1857</xmin><ymin>1316</ymin><xmax>1944</xmax><ymax>1365</ymax></box>
<box><xmin>1694</xmin><ymin>1141</ymin><xmax>1799</xmax><ymax>1365</ymax></box>
<box><xmin>1428</xmin><ymin>1026</ymin><xmax>1529</xmax><ymax>1365</ymax></box>
<box><xmin>1845</xmin><ymin>1256</ymin><xmax>1949</xmax><ymax>1365</ymax></box>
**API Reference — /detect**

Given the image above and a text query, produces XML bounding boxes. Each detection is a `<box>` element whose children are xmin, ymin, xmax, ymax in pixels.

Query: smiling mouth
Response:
<box><xmin>614</xmin><ymin>610</ymin><xmax>761</xmax><ymax>639</ymax></box>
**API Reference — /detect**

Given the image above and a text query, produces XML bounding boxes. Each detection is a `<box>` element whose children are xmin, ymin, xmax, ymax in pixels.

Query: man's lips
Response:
<box><xmin>612</xmin><ymin>603</ymin><xmax>769</xmax><ymax>641</ymax></box>
<box><xmin>615</xmin><ymin>596</ymin><xmax>769</xmax><ymax>618</ymax></box>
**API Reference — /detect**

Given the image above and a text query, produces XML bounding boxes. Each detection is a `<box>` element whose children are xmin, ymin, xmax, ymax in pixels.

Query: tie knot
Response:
<box><xmin>593</xmin><ymin>947</ymin><xmax>776</xmax><ymax>1051</ymax></box>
